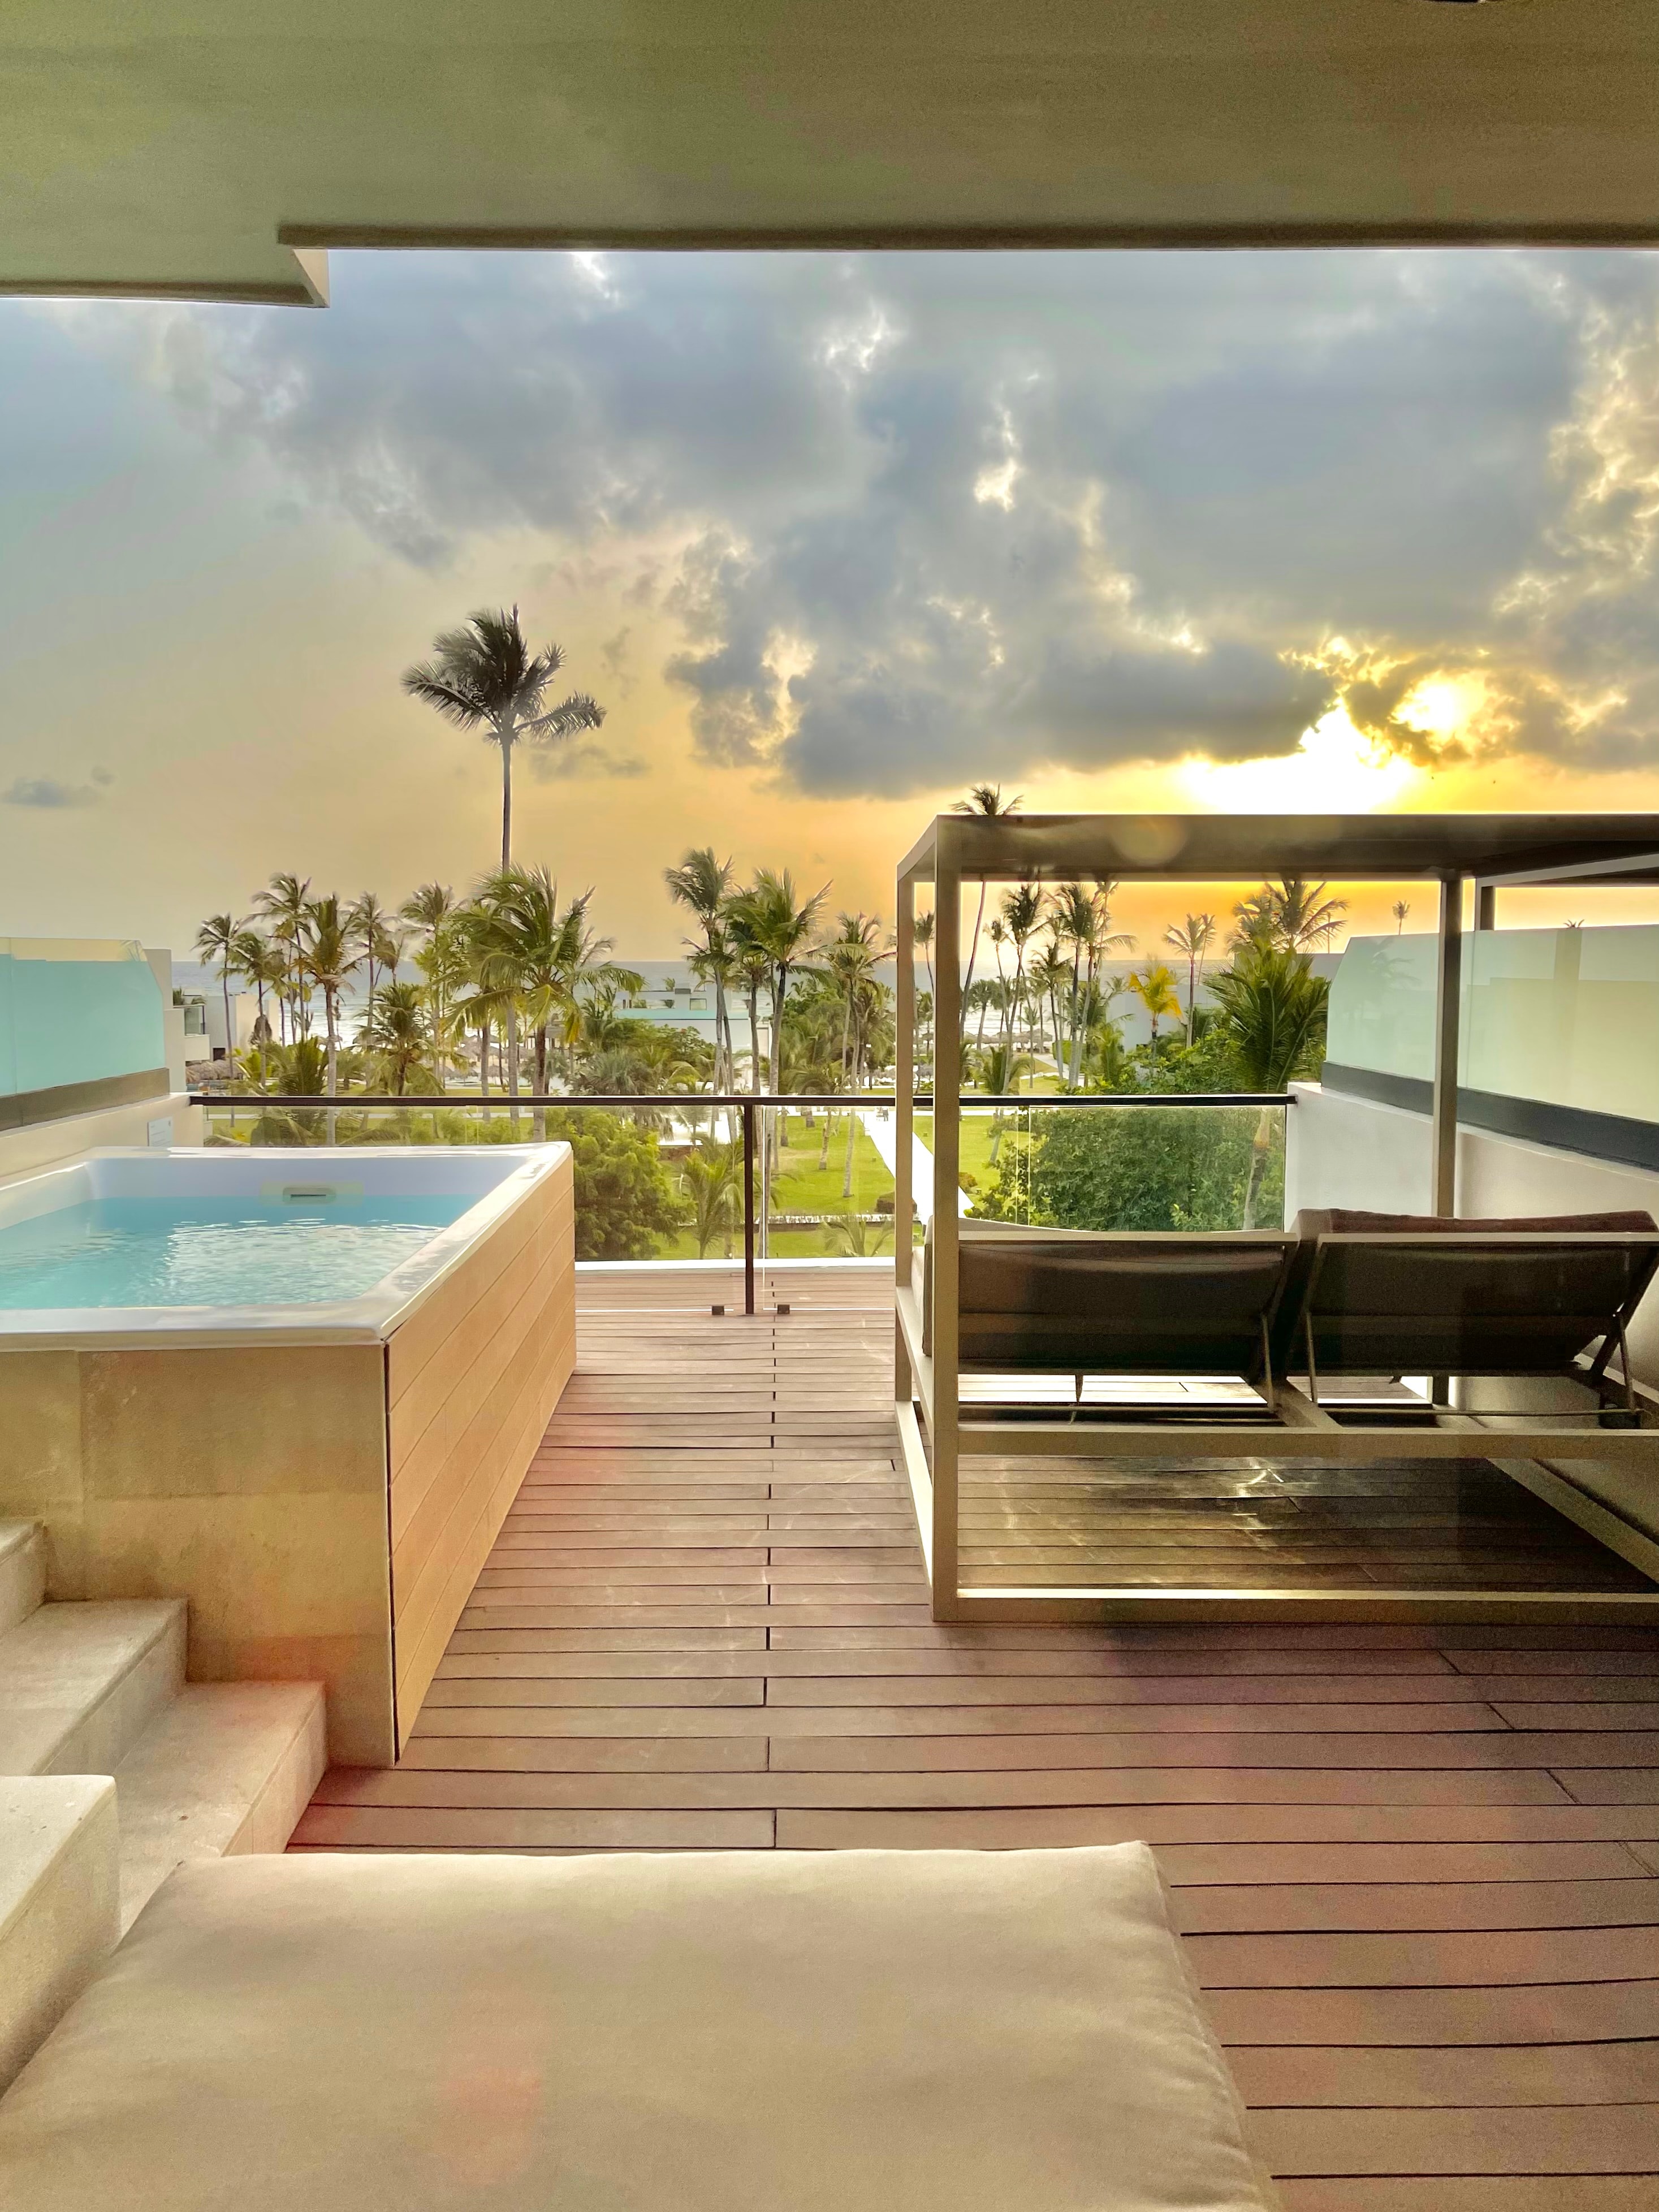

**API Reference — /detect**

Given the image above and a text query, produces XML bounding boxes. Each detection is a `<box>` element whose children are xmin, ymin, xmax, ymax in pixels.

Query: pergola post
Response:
<box><xmin>930</xmin><ymin>817</ymin><xmax>962</xmax><ymax>1612</ymax></box>
<box><xmin>893</xmin><ymin>867</ymin><xmax>915</xmax><ymax>1398</ymax></box>
<box><xmin>1431</xmin><ymin>874</ymin><xmax>1464</xmax><ymax>1220</ymax></box>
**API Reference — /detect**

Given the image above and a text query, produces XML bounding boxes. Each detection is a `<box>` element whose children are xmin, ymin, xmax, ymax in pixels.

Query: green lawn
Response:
<box><xmin>654</xmin><ymin>1110</ymin><xmax>897</xmax><ymax>1260</ymax></box>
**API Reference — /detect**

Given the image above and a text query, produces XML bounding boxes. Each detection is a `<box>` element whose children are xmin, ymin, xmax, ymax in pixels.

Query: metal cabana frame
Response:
<box><xmin>893</xmin><ymin>811</ymin><xmax>1659</xmax><ymax>1624</ymax></box>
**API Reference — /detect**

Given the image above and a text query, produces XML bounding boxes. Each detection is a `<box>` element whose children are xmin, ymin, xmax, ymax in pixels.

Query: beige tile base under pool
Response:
<box><xmin>0</xmin><ymin>1153</ymin><xmax>574</xmax><ymax>1767</ymax></box>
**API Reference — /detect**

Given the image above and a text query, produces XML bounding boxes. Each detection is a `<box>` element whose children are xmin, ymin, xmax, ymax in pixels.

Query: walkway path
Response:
<box><xmin>857</xmin><ymin>1107</ymin><xmax>969</xmax><ymax>1224</ymax></box>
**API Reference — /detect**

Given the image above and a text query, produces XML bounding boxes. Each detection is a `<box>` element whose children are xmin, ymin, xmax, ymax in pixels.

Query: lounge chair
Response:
<box><xmin>1284</xmin><ymin>1207</ymin><xmax>1659</xmax><ymax>1416</ymax></box>
<box><xmin>923</xmin><ymin>1220</ymin><xmax>1298</xmax><ymax>1403</ymax></box>
<box><xmin>895</xmin><ymin>1208</ymin><xmax>1659</xmax><ymax>1614</ymax></box>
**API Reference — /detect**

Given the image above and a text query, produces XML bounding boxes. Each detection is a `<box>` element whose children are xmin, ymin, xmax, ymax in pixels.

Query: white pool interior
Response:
<box><xmin>0</xmin><ymin>1147</ymin><xmax>558</xmax><ymax>1341</ymax></box>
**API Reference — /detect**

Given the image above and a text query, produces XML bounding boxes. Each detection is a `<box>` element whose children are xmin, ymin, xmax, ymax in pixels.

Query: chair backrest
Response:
<box><xmin>924</xmin><ymin>1221</ymin><xmax>1297</xmax><ymax>1376</ymax></box>
<box><xmin>1286</xmin><ymin>1208</ymin><xmax>1659</xmax><ymax>1379</ymax></box>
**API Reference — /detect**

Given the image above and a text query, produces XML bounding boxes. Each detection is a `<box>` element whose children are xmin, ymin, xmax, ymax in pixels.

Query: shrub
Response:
<box><xmin>542</xmin><ymin>1108</ymin><xmax>687</xmax><ymax>1260</ymax></box>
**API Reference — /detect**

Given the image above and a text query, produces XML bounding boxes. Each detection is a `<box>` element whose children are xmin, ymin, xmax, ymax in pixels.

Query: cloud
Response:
<box><xmin>77</xmin><ymin>246</ymin><xmax>1659</xmax><ymax>792</ymax></box>
<box><xmin>528</xmin><ymin>740</ymin><xmax>646</xmax><ymax>781</ymax></box>
<box><xmin>3</xmin><ymin>771</ymin><xmax>110</xmax><ymax>807</ymax></box>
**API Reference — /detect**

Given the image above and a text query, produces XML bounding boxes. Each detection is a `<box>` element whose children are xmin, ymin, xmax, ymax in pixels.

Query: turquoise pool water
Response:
<box><xmin>0</xmin><ymin>1196</ymin><xmax>468</xmax><ymax>1309</ymax></box>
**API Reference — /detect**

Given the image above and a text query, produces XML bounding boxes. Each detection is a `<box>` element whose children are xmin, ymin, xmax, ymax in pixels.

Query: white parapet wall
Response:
<box><xmin>0</xmin><ymin>1091</ymin><xmax>203</xmax><ymax>1188</ymax></box>
<box><xmin>1288</xmin><ymin>1078</ymin><xmax>1659</xmax><ymax>1549</ymax></box>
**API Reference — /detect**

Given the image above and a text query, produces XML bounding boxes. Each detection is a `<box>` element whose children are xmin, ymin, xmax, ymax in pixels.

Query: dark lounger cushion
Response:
<box><xmin>925</xmin><ymin>1224</ymin><xmax>1295</xmax><ymax>1375</ymax></box>
<box><xmin>1286</xmin><ymin>1209</ymin><xmax>1659</xmax><ymax>1379</ymax></box>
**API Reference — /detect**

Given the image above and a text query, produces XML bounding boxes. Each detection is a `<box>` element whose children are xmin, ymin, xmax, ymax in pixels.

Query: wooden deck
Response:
<box><xmin>298</xmin><ymin>1268</ymin><xmax>1659</xmax><ymax>2209</ymax></box>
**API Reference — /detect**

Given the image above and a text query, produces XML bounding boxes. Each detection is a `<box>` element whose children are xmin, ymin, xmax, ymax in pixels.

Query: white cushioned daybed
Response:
<box><xmin>0</xmin><ymin>1843</ymin><xmax>1278</xmax><ymax>2210</ymax></box>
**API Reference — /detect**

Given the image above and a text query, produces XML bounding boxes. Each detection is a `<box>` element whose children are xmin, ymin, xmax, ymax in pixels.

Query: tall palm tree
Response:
<box><xmin>195</xmin><ymin>913</ymin><xmax>248</xmax><ymax>1068</ymax></box>
<box><xmin>473</xmin><ymin>867</ymin><xmax>638</xmax><ymax>1132</ymax></box>
<box><xmin>300</xmin><ymin>895</ymin><xmax>361</xmax><ymax>1139</ymax></box>
<box><xmin>1273</xmin><ymin>874</ymin><xmax>1347</xmax><ymax>953</ymax></box>
<box><xmin>347</xmin><ymin>892</ymin><xmax>394</xmax><ymax>1043</ymax></box>
<box><xmin>1028</xmin><ymin>940</ymin><xmax>1070</xmax><ymax>1069</ymax></box>
<box><xmin>252</xmin><ymin>873</ymin><xmax>311</xmax><ymax>1038</ymax></box>
<box><xmin>818</xmin><ymin>911</ymin><xmax>893</xmax><ymax>1196</ymax></box>
<box><xmin>401</xmin><ymin>607</ymin><xmax>606</xmax><ymax>868</ymax></box>
<box><xmin>952</xmin><ymin>783</ymin><xmax>1022</xmax><ymax>1033</ymax></box>
<box><xmin>998</xmin><ymin>883</ymin><xmax>1043</xmax><ymax>1053</ymax></box>
<box><xmin>729</xmin><ymin>868</ymin><xmax>828</xmax><ymax>1092</ymax></box>
<box><xmin>1049</xmin><ymin>880</ymin><xmax>1134</xmax><ymax>1088</ymax></box>
<box><xmin>665</xmin><ymin>848</ymin><xmax>736</xmax><ymax>1092</ymax></box>
<box><xmin>1163</xmin><ymin>914</ymin><xmax>1217</xmax><ymax>1045</ymax></box>
<box><xmin>913</xmin><ymin>908</ymin><xmax>935</xmax><ymax>996</ymax></box>
<box><xmin>1392</xmin><ymin>899</ymin><xmax>1411</xmax><ymax>935</ymax></box>
<box><xmin>1208</xmin><ymin>944</ymin><xmax>1330</xmax><ymax>1226</ymax></box>
<box><xmin>401</xmin><ymin>882</ymin><xmax>456</xmax><ymax>935</ymax></box>
<box><xmin>724</xmin><ymin>906</ymin><xmax>772</xmax><ymax>1098</ymax></box>
<box><xmin>1235</xmin><ymin>876</ymin><xmax>1347</xmax><ymax>956</ymax></box>
<box><xmin>1127</xmin><ymin>961</ymin><xmax>1182</xmax><ymax>1079</ymax></box>
<box><xmin>233</xmin><ymin>928</ymin><xmax>284</xmax><ymax>1047</ymax></box>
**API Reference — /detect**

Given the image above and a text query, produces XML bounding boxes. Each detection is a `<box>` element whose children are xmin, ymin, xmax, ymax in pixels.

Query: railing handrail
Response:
<box><xmin>190</xmin><ymin>1090</ymin><xmax>1296</xmax><ymax>1109</ymax></box>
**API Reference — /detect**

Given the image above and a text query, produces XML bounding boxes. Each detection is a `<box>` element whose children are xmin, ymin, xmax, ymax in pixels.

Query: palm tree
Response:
<box><xmin>1273</xmin><ymin>874</ymin><xmax>1348</xmax><ymax>952</ymax></box>
<box><xmin>1392</xmin><ymin>899</ymin><xmax>1411</xmax><ymax>934</ymax></box>
<box><xmin>998</xmin><ymin>883</ymin><xmax>1043</xmax><ymax>1052</ymax></box>
<box><xmin>1164</xmin><ymin>914</ymin><xmax>1217</xmax><ymax>1044</ymax></box>
<box><xmin>300</xmin><ymin>895</ymin><xmax>361</xmax><ymax>1139</ymax></box>
<box><xmin>724</xmin><ymin>907</ymin><xmax>772</xmax><ymax>1099</ymax></box>
<box><xmin>953</xmin><ymin>783</ymin><xmax>1022</xmax><ymax>1034</ymax></box>
<box><xmin>473</xmin><ymin>867</ymin><xmax>638</xmax><ymax>1133</ymax></box>
<box><xmin>1208</xmin><ymin>944</ymin><xmax>1331</xmax><ymax>1227</ymax></box>
<box><xmin>729</xmin><ymin>868</ymin><xmax>828</xmax><ymax>1093</ymax></box>
<box><xmin>233</xmin><ymin>928</ymin><xmax>284</xmax><ymax>1047</ymax></box>
<box><xmin>1235</xmin><ymin>876</ymin><xmax>1348</xmax><ymax>955</ymax></box>
<box><xmin>347</xmin><ymin>892</ymin><xmax>394</xmax><ymax>1042</ymax></box>
<box><xmin>680</xmin><ymin>1134</ymin><xmax>741</xmax><ymax>1258</ymax></box>
<box><xmin>1028</xmin><ymin>940</ymin><xmax>1070</xmax><ymax>1070</ymax></box>
<box><xmin>818</xmin><ymin>911</ymin><xmax>893</xmax><ymax>1196</ymax></box>
<box><xmin>1127</xmin><ymin>961</ymin><xmax>1183</xmax><ymax>1080</ymax></box>
<box><xmin>401</xmin><ymin>882</ymin><xmax>456</xmax><ymax>935</ymax></box>
<box><xmin>913</xmin><ymin>908</ymin><xmax>935</xmax><ymax>996</ymax></box>
<box><xmin>361</xmin><ymin>979</ymin><xmax>433</xmax><ymax>1096</ymax></box>
<box><xmin>401</xmin><ymin>607</ymin><xmax>606</xmax><ymax>868</ymax></box>
<box><xmin>195</xmin><ymin>913</ymin><xmax>248</xmax><ymax>1067</ymax></box>
<box><xmin>665</xmin><ymin>848</ymin><xmax>737</xmax><ymax>1093</ymax></box>
<box><xmin>251</xmin><ymin>873</ymin><xmax>311</xmax><ymax>1038</ymax></box>
<box><xmin>1049</xmin><ymin>880</ymin><xmax>1135</xmax><ymax>1088</ymax></box>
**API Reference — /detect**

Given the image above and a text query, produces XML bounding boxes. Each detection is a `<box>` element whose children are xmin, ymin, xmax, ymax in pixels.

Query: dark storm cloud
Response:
<box><xmin>102</xmin><ymin>245</ymin><xmax>1659</xmax><ymax>792</ymax></box>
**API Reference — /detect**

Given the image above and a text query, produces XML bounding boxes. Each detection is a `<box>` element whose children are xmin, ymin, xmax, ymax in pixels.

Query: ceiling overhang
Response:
<box><xmin>3</xmin><ymin>1</ymin><xmax>1657</xmax><ymax>308</ymax></box>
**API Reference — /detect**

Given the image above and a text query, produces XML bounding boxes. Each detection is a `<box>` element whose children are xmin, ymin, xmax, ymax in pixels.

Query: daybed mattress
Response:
<box><xmin>0</xmin><ymin>1843</ymin><xmax>1277</xmax><ymax>2210</ymax></box>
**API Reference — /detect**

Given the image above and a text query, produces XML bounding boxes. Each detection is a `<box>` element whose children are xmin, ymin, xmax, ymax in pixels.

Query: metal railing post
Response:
<box><xmin>741</xmin><ymin>1098</ymin><xmax>757</xmax><ymax>1317</ymax></box>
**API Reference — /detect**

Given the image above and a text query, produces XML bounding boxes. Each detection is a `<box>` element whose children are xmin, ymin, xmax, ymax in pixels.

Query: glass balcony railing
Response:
<box><xmin>196</xmin><ymin>1087</ymin><xmax>1295</xmax><ymax>1311</ymax></box>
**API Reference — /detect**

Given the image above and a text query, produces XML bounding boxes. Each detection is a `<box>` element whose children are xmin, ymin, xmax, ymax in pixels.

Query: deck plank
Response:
<box><xmin>297</xmin><ymin>1267</ymin><xmax>1659</xmax><ymax>2194</ymax></box>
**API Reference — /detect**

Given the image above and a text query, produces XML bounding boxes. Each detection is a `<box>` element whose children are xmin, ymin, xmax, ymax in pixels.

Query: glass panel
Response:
<box><xmin>0</xmin><ymin>939</ymin><xmax>165</xmax><ymax>1096</ymax></box>
<box><xmin>939</xmin><ymin>1101</ymin><xmax>1288</xmax><ymax>1233</ymax></box>
<box><xmin>1464</xmin><ymin>923</ymin><xmax>1659</xmax><ymax>1121</ymax></box>
<box><xmin>1324</xmin><ymin>932</ymin><xmax>1437</xmax><ymax>1083</ymax></box>
<box><xmin>1327</xmin><ymin>922</ymin><xmax>1659</xmax><ymax>1127</ymax></box>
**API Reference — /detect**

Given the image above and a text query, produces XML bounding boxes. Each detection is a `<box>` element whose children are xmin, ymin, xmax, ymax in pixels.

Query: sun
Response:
<box><xmin>1179</xmin><ymin>706</ymin><xmax>1422</xmax><ymax>814</ymax></box>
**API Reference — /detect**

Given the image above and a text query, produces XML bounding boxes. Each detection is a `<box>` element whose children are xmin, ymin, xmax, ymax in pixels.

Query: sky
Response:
<box><xmin>6</xmin><ymin>247</ymin><xmax>1659</xmax><ymax>960</ymax></box>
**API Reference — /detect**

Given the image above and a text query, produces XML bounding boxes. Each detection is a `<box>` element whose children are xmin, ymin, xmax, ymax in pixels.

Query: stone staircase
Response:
<box><xmin>0</xmin><ymin>1520</ymin><xmax>325</xmax><ymax>2086</ymax></box>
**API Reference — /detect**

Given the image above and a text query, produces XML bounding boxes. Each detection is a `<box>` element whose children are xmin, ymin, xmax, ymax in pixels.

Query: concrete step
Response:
<box><xmin>0</xmin><ymin>1600</ymin><xmax>186</xmax><ymax>1777</ymax></box>
<box><xmin>0</xmin><ymin>1775</ymin><xmax>119</xmax><ymax>2092</ymax></box>
<box><xmin>113</xmin><ymin>1682</ymin><xmax>327</xmax><ymax>1932</ymax></box>
<box><xmin>0</xmin><ymin>1522</ymin><xmax>45</xmax><ymax>1637</ymax></box>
